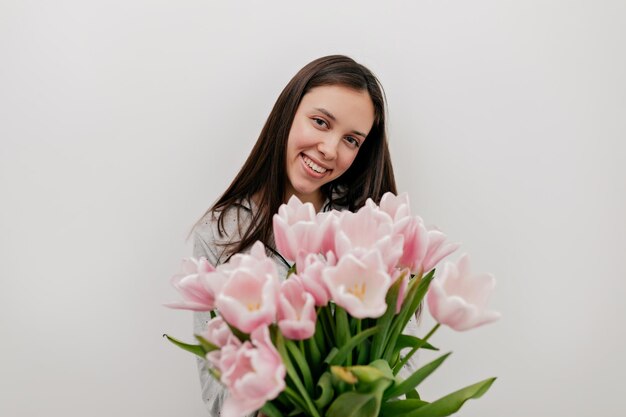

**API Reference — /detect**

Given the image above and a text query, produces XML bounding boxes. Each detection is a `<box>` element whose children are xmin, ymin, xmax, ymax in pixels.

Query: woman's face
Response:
<box><xmin>284</xmin><ymin>85</ymin><xmax>375</xmax><ymax>209</ymax></box>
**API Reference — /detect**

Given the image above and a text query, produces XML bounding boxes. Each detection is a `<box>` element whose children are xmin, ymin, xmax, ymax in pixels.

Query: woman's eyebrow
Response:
<box><xmin>314</xmin><ymin>107</ymin><xmax>367</xmax><ymax>139</ymax></box>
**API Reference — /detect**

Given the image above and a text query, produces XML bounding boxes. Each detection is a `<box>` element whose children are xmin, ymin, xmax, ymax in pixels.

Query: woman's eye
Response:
<box><xmin>313</xmin><ymin>117</ymin><xmax>328</xmax><ymax>128</ymax></box>
<box><xmin>345</xmin><ymin>136</ymin><xmax>360</xmax><ymax>148</ymax></box>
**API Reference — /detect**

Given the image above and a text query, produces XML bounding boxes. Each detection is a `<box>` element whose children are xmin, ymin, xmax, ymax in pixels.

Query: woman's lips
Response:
<box><xmin>300</xmin><ymin>153</ymin><xmax>330</xmax><ymax>179</ymax></box>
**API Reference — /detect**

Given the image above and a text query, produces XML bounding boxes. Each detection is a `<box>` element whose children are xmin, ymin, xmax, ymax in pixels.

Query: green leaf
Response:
<box><xmin>307</xmin><ymin>334</ymin><xmax>322</xmax><ymax>370</ymax></box>
<box><xmin>314</xmin><ymin>372</ymin><xmax>335</xmax><ymax>409</ymax></box>
<box><xmin>369</xmin><ymin>278</ymin><xmax>402</xmax><ymax>361</ymax></box>
<box><xmin>395</xmin><ymin>334</ymin><xmax>438</xmax><ymax>352</ymax></box>
<box><xmin>326</xmin><ymin>377</ymin><xmax>392</xmax><ymax>417</ymax></box>
<box><xmin>276</xmin><ymin>333</ymin><xmax>322</xmax><ymax>417</ymax></box>
<box><xmin>357</xmin><ymin>339</ymin><xmax>370</xmax><ymax>364</ymax></box>
<box><xmin>406</xmin><ymin>390</ymin><xmax>421</xmax><ymax>400</ymax></box>
<box><xmin>335</xmin><ymin>306</ymin><xmax>351</xmax><ymax>346</ymax></box>
<box><xmin>385</xmin><ymin>352</ymin><xmax>451</xmax><ymax>400</ymax></box>
<box><xmin>325</xmin><ymin>326</ymin><xmax>379</xmax><ymax>366</ymax></box>
<box><xmin>194</xmin><ymin>334</ymin><xmax>219</xmax><ymax>353</ymax></box>
<box><xmin>403</xmin><ymin>270</ymin><xmax>435</xmax><ymax>329</ymax></box>
<box><xmin>285</xmin><ymin>339</ymin><xmax>314</xmax><ymax>395</ymax></box>
<box><xmin>163</xmin><ymin>334</ymin><xmax>205</xmax><ymax>358</ymax></box>
<box><xmin>260</xmin><ymin>401</ymin><xmax>283</xmax><ymax>417</ymax></box>
<box><xmin>326</xmin><ymin>391</ymin><xmax>380</xmax><ymax>417</ymax></box>
<box><xmin>288</xmin><ymin>407</ymin><xmax>305</xmax><ymax>416</ymax></box>
<box><xmin>400</xmin><ymin>377</ymin><xmax>497</xmax><ymax>417</ymax></box>
<box><xmin>380</xmin><ymin>399</ymin><xmax>429</xmax><ymax>416</ymax></box>
<box><xmin>383</xmin><ymin>271</ymin><xmax>435</xmax><ymax>362</ymax></box>
<box><xmin>282</xmin><ymin>386</ymin><xmax>309</xmax><ymax>413</ymax></box>
<box><xmin>325</xmin><ymin>347</ymin><xmax>339</xmax><ymax>364</ymax></box>
<box><xmin>314</xmin><ymin>314</ymin><xmax>328</xmax><ymax>355</ymax></box>
<box><xmin>367</xmin><ymin>359</ymin><xmax>395</xmax><ymax>380</ymax></box>
<box><xmin>392</xmin><ymin>324</ymin><xmax>440</xmax><ymax>375</ymax></box>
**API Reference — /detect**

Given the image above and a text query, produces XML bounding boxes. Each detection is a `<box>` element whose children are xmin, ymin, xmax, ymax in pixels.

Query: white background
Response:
<box><xmin>1</xmin><ymin>1</ymin><xmax>625</xmax><ymax>416</ymax></box>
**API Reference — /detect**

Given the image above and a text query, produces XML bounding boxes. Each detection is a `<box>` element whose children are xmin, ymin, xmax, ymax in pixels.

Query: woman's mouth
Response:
<box><xmin>300</xmin><ymin>153</ymin><xmax>330</xmax><ymax>178</ymax></box>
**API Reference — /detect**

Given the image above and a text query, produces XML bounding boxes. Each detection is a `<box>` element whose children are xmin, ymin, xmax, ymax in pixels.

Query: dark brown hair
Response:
<box><xmin>196</xmin><ymin>55</ymin><xmax>397</xmax><ymax>259</ymax></box>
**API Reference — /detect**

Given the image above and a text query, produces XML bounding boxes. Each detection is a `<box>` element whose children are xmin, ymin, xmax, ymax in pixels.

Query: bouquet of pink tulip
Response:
<box><xmin>165</xmin><ymin>193</ymin><xmax>500</xmax><ymax>417</ymax></box>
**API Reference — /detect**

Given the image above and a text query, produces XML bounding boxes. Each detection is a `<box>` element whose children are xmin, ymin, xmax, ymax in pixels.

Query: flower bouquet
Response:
<box><xmin>165</xmin><ymin>193</ymin><xmax>500</xmax><ymax>417</ymax></box>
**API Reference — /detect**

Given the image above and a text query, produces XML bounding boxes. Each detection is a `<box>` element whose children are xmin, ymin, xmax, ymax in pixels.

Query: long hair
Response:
<box><xmin>195</xmin><ymin>55</ymin><xmax>397</xmax><ymax>259</ymax></box>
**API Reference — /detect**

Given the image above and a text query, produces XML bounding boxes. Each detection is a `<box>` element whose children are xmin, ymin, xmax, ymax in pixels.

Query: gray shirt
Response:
<box><xmin>192</xmin><ymin>198</ymin><xmax>418</xmax><ymax>416</ymax></box>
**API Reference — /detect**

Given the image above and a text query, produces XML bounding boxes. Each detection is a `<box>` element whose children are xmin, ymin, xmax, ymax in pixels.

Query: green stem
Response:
<box><xmin>393</xmin><ymin>323</ymin><xmax>440</xmax><ymax>374</ymax></box>
<box><xmin>282</xmin><ymin>386</ymin><xmax>309</xmax><ymax>413</ymax></box>
<box><xmin>307</xmin><ymin>336</ymin><xmax>322</xmax><ymax>377</ymax></box>
<box><xmin>276</xmin><ymin>333</ymin><xmax>321</xmax><ymax>417</ymax></box>
<box><xmin>324</xmin><ymin>305</ymin><xmax>337</xmax><ymax>338</ymax></box>
<box><xmin>353</xmin><ymin>319</ymin><xmax>362</xmax><ymax>365</ymax></box>
<box><xmin>335</xmin><ymin>306</ymin><xmax>351</xmax><ymax>364</ymax></box>
<box><xmin>260</xmin><ymin>401</ymin><xmax>283</xmax><ymax>417</ymax></box>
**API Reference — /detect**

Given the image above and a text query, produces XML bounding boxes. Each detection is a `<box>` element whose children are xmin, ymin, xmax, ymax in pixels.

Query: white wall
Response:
<box><xmin>1</xmin><ymin>1</ymin><xmax>624</xmax><ymax>416</ymax></box>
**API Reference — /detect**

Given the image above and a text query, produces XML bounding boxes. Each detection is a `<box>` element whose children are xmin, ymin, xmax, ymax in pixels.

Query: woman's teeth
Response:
<box><xmin>302</xmin><ymin>155</ymin><xmax>328</xmax><ymax>174</ymax></box>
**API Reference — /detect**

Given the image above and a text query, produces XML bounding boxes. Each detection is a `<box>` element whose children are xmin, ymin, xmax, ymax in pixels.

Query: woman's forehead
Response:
<box><xmin>299</xmin><ymin>85</ymin><xmax>375</xmax><ymax>130</ymax></box>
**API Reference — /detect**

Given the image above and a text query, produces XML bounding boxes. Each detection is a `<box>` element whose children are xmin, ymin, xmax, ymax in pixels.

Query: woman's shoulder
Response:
<box><xmin>193</xmin><ymin>198</ymin><xmax>254</xmax><ymax>244</ymax></box>
<box><xmin>192</xmin><ymin>198</ymin><xmax>255</xmax><ymax>265</ymax></box>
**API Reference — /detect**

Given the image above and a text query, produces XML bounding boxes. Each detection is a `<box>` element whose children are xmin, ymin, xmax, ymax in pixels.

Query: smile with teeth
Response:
<box><xmin>301</xmin><ymin>154</ymin><xmax>329</xmax><ymax>174</ymax></box>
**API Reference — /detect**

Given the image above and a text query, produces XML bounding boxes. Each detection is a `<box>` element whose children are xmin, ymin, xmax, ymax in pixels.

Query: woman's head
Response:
<box><xmin>207</xmin><ymin>55</ymin><xmax>397</xmax><ymax>255</ymax></box>
<box><xmin>264</xmin><ymin>55</ymin><xmax>394</xmax><ymax>210</ymax></box>
<box><xmin>284</xmin><ymin>84</ymin><xmax>375</xmax><ymax>210</ymax></box>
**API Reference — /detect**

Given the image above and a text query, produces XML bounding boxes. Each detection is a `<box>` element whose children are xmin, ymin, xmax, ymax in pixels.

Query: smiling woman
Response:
<box><xmin>285</xmin><ymin>85</ymin><xmax>375</xmax><ymax>211</ymax></box>
<box><xmin>190</xmin><ymin>55</ymin><xmax>405</xmax><ymax>417</ymax></box>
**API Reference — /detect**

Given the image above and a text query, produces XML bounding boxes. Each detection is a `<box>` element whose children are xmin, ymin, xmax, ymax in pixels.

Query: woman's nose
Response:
<box><xmin>317</xmin><ymin>136</ymin><xmax>338</xmax><ymax>161</ymax></box>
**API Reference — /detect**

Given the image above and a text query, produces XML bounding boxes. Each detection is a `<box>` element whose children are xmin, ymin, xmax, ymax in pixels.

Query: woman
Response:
<box><xmin>192</xmin><ymin>55</ymin><xmax>409</xmax><ymax>416</ymax></box>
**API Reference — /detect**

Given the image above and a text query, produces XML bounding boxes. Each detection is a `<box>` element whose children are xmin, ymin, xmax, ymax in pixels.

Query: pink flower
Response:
<box><xmin>277</xmin><ymin>275</ymin><xmax>317</xmax><ymax>340</ymax></box>
<box><xmin>394</xmin><ymin>216</ymin><xmax>428</xmax><ymax>274</ymax></box>
<box><xmin>394</xmin><ymin>218</ymin><xmax>460</xmax><ymax>276</ymax></box>
<box><xmin>393</xmin><ymin>267</ymin><xmax>411</xmax><ymax>314</ymax></box>
<box><xmin>323</xmin><ymin>251</ymin><xmax>392</xmax><ymax>319</ymax></box>
<box><xmin>421</xmin><ymin>229</ymin><xmax>461</xmax><ymax>274</ymax></box>
<box><xmin>273</xmin><ymin>195</ymin><xmax>331</xmax><ymax>262</ymax></box>
<box><xmin>334</xmin><ymin>204</ymin><xmax>404</xmax><ymax>274</ymax></box>
<box><xmin>202</xmin><ymin>316</ymin><xmax>235</xmax><ymax>348</ymax></box>
<box><xmin>164</xmin><ymin>257</ymin><xmax>219</xmax><ymax>311</ymax></box>
<box><xmin>297</xmin><ymin>252</ymin><xmax>336</xmax><ymax>306</ymax></box>
<box><xmin>201</xmin><ymin>316</ymin><xmax>241</xmax><ymax>367</ymax></box>
<box><xmin>215</xmin><ymin>242</ymin><xmax>280</xmax><ymax>334</ymax></box>
<box><xmin>368</xmin><ymin>192</ymin><xmax>411</xmax><ymax>222</ymax></box>
<box><xmin>427</xmin><ymin>254</ymin><xmax>501</xmax><ymax>331</ymax></box>
<box><xmin>219</xmin><ymin>326</ymin><xmax>286</xmax><ymax>417</ymax></box>
<box><xmin>313</xmin><ymin>210</ymin><xmax>341</xmax><ymax>259</ymax></box>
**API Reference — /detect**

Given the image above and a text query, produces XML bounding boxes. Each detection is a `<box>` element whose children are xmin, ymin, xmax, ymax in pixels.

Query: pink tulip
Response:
<box><xmin>277</xmin><ymin>275</ymin><xmax>317</xmax><ymax>340</ymax></box>
<box><xmin>421</xmin><ymin>229</ymin><xmax>461</xmax><ymax>274</ymax></box>
<box><xmin>394</xmin><ymin>218</ymin><xmax>460</xmax><ymax>276</ymax></box>
<box><xmin>164</xmin><ymin>257</ymin><xmax>219</xmax><ymax>311</ymax></box>
<box><xmin>323</xmin><ymin>251</ymin><xmax>392</xmax><ymax>319</ymax></box>
<box><xmin>219</xmin><ymin>326</ymin><xmax>286</xmax><ymax>417</ymax></box>
<box><xmin>368</xmin><ymin>192</ymin><xmax>411</xmax><ymax>222</ymax></box>
<box><xmin>215</xmin><ymin>242</ymin><xmax>280</xmax><ymax>334</ymax></box>
<box><xmin>218</xmin><ymin>240</ymin><xmax>275</xmax><ymax>276</ymax></box>
<box><xmin>394</xmin><ymin>216</ymin><xmax>428</xmax><ymax>274</ymax></box>
<box><xmin>273</xmin><ymin>195</ymin><xmax>331</xmax><ymax>262</ymax></box>
<box><xmin>393</xmin><ymin>267</ymin><xmax>411</xmax><ymax>314</ymax></box>
<box><xmin>312</xmin><ymin>209</ymin><xmax>341</xmax><ymax>261</ymax></box>
<box><xmin>334</xmin><ymin>204</ymin><xmax>404</xmax><ymax>274</ymax></box>
<box><xmin>202</xmin><ymin>316</ymin><xmax>236</xmax><ymax>348</ymax></box>
<box><xmin>427</xmin><ymin>254</ymin><xmax>501</xmax><ymax>331</ymax></box>
<box><xmin>201</xmin><ymin>316</ymin><xmax>242</xmax><ymax>367</ymax></box>
<box><xmin>297</xmin><ymin>252</ymin><xmax>336</xmax><ymax>306</ymax></box>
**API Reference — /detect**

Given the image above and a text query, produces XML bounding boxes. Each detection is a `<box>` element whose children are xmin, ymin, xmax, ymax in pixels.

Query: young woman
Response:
<box><xmin>192</xmin><ymin>55</ymin><xmax>407</xmax><ymax>416</ymax></box>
